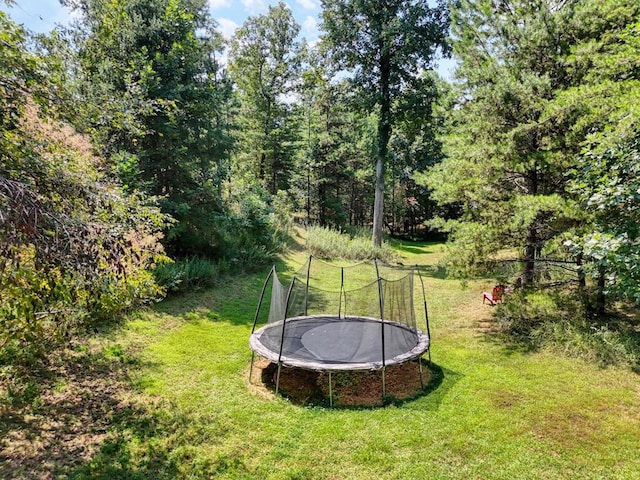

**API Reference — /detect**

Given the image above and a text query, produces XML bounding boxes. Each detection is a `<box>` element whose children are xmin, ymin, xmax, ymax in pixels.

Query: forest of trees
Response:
<box><xmin>1</xmin><ymin>0</ymin><xmax>639</xmax><ymax>361</ymax></box>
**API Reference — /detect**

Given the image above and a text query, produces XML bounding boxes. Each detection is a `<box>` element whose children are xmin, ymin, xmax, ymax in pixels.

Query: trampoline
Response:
<box><xmin>249</xmin><ymin>256</ymin><xmax>431</xmax><ymax>404</ymax></box>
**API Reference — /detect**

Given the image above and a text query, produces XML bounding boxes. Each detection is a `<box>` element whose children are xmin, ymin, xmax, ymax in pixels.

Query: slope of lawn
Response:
<box><xmin>3</xmin><ymin>240</ymin><xmax>639</xmax><ymax>479</ymax></box>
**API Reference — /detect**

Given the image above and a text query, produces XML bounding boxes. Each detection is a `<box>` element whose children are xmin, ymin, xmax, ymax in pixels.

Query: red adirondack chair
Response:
<box><xmin>483</xmin><ymin>284</ymin><xmax>506</xmax><ymax>305</ymax></box>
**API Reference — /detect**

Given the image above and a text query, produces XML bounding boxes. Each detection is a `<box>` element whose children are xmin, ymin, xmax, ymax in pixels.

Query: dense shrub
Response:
<box><xmin>495</xmin><ymin>292</ymin><xmax>640</xmax><ymax>368</ymax></box>
<box><xmin>270</xmin><ymin>190</ymin><xmax>296</xmax><ymax>243</ymax></box>
<box><xmin>0</xmin><ymin>106</ymin><xmax>169</xmax><ymax>365</ymax></box>
<box><xmin>153</xmin><ymin>257</ymin><xmax>220</xmax><ymax>294</ymax></box>
<box><xmin>223</xmin><ymin>184</ymin><xmax>285</xmax><ymax>265</ymax></box>
<box><xmin>306</xmin><ymin>226</ymin><xmax>399</xmax><ymax>262</ymax></box>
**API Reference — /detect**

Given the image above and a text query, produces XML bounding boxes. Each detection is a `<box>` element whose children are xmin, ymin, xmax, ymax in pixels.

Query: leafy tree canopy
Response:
<box><xmin>0</xmin><ymin>10</ymin><xmax>168</xmax><ymax>362</ymax></box>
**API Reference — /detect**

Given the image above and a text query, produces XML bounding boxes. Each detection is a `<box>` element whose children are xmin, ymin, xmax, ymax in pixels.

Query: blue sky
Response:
<box><xmin>1</xmin><ymin>0</ymin><xmax>455</xmax><ymax>78</ymax></box>
<box><xmin>1</xmin><ymin>0</ymin><xmax>323</xmax><ymax>42</ymax></box>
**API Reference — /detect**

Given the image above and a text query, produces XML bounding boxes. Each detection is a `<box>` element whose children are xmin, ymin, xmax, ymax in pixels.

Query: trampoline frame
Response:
<box><xmin>248</xmin><ymin>256</ymin><xmax>432</xmax><ymax>406</ymax></box>
<box><xmin>250</xmin><ymin>314</ymin><xmax>430</xmax><ymax>371</ymax></box>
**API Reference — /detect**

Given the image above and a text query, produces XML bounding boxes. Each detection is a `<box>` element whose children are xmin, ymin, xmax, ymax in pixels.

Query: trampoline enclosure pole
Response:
<box><xmin>338</xmin><ymin>267</ymin><xmax>344</xmax><ymax>318</ymax></box>
<box><xmin>251</xmin><ymin>266</ymin><xmax>275</xmax><ymax>334</ymax></box>
<box><xmin>416</xmin><ymin>266</ymin><xmax>431</xmax><ymax>364</ymax></box>
<box><xmin>374</xmin><ymin>258</ymin><xmax>386</xmax><ymax>399</ymax></box>
<box><xmin>249</xmin><ymin>266</ymin><xmax>275</xmax><ymax>383</ymax></box>
<box><xmin>275</xmin><ymin>276</ymin><xmax>297</xmax><ymax>395</ymax></box>
<box><xmin>249</xmin><ymin>351</ymin><xmax>256</xmax><ymax>385</ymax></box>
<box><xmin>304</xmin><ymin>256</ymin><xmax>312</xmax><ymax>316</ymax></box>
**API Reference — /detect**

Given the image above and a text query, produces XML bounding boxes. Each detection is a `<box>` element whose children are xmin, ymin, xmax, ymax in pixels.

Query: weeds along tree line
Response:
<box><xmin>1</xmin><ymin>0</ymin><xmax>639</xmax><ymax>364</ymax></box>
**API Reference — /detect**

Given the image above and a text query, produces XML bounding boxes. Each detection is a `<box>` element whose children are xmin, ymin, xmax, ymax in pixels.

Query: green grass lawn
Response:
<box><xmin>3</xmin><ymin>241</ymin><xmax>639</xmax><ymax>479</ymax></box>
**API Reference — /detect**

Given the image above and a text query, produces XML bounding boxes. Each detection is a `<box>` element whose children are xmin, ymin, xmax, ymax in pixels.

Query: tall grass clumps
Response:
<box><xmin>153</xmin><ymin>257</ymin><xmax>220</xmax><ymax>294</ymax></box>
<box><xmin>306</xmin><ymin>226</ymin><xmax>399</xmax><ymax>263</ymax></box>
<box><xmin>496</xmin><ymin>291</ymin><xmax>640</xmax><ymax>368</ymax></box>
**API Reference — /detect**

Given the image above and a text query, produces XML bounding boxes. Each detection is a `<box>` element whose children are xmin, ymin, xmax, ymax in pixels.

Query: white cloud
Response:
<box><xmin>302</xmin><ymin>15</ymin><xmax>319</xmax><ymax>41</ymax></box>
<box><xmin>303</xmin><ymin>15</ymin><xmax>317</xmax><ymax>30</ymax></box>
<box><xmin>295</xmin><ymin>0</ymin><xmax>317</xmax><ymax>9</ymax></box>
<box><xmin>242</xmin><ymin>0</ymin><xmax>267</xmax><ymax>14</ymax></box>
<box><xmin>209</xmin><ymin>0</ymin><xmax>231</xmax><ymax>8</ymax></box>
<box><xmin>217</xmin><ymin>17</ymin><xmax>239</xmax><ymax>40</ymax></box>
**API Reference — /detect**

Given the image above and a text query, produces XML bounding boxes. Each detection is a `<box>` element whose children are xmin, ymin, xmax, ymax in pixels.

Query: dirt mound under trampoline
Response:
<box><xmin>251</xmin><ymin>357</ymin><xmax>431</xmax><ymax>407</ymax></box>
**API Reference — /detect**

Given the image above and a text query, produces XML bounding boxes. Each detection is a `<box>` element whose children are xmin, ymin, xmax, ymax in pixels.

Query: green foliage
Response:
<box><xmin>388</xmin><ymin>74</ymin><xmax>449</xmax><ymax>237</ymax></box>
<box><xmin>293</xmin><ymin>69</ymin><xmax>377</xmax><ymax>228</ymax></box>
<box><xmin>558</xmin><ymin>13</ymin><xmax>640</xmax><ymax>304</ymax></box>
<box><xmin>321</xmin><ymin>0</ymin><xmax>450</xmax><ymax>246</ymax></box>
<box><xmin>495</xmin><ymin>291</ymin><xmax>574</xmax><ymax>337</ymax></box>
<box><xmin>496</xmin><ymin>292</ymin><xmax>640</xmax><ymax>368</ymax></box>
<box><xmin>269</xmin><ymin>189</ymin><xmax>296</xmax><ymax>242</ymax></box>
<box><xmin>423</xmin><ymin>0</ymin><xmax>639</xmax><ymax>294</ymax></box>
<box><xmin>425</xmin><ymin>0</ymin><xmax>581</xmax><ymax>283</ymax></box>
<box><xmin>153</xmin><ymin>257</ymin><xmax>219</xmax><ymax>294</ymax></box>
<box><xmin>566</xmin><ymin>134</ymin><xmax>640</xmax><ymax>303</ymax></box>
<box><xmin>320</xmin><ymin>0</ymin><xmax>450</xmax><ymax>110</ymax></box>
<box><xmin>532</xmin><ymin>321</ymin><xmax>639</xmax><ymax>369</ymax></box>
<box><xmin>6</xmin><ymin>241</ymin><xmax>640</xmax><ymax>479</ymax></box>
<box><xmin>0</xmin><ymin>11</ymin><xmax>169</xmax><ymax>364</ymax></box>
<box><xmin>68</xmin><ymin>0</ymin><xmax>235</xmax><ymax>256</ymax></box>
<box><xmin>0</xmin><ymin>113</ymin><xmax>168</xmax><ymax>364</ymax></box>
<box><xmin>306</xmin><ymin>226</ymin><xmax>398</xmax><ymax>262</ymax></box>
<box><xmin>228</xmin><ymin>1</ymin><xmax>302</xmax><ymax>195</ymax></box>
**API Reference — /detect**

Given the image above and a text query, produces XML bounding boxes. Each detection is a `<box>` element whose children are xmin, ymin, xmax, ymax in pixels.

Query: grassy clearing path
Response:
<box><xmin>9</xmin><ymin>240</ymin><xmax>639</xmax><ymax>479</ymax></box>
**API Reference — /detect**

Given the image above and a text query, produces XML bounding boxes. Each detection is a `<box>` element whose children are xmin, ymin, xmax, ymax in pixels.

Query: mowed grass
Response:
<box><xmin>70</xmin><ymin>241</ymin><xmax>640</xmax><ymax>479</ymax></box>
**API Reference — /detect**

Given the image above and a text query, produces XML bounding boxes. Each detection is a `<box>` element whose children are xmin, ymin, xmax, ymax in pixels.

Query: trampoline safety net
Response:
<box><xmin>250</xmin><ymin>256</ymin><xmax>430</xmax><ymax>371</ymax></box>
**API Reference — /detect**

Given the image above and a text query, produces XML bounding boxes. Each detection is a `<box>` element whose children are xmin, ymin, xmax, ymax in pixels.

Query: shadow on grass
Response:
<box><xmin>413</xmin><ymin>362</ymin><xmax>463</xmax><ymax>409</ymax></box>
<box><xmin>0</xmin><ymin>342</ymin><xmax>251</xmax><ymax>479</ymax></box>
<box><xmin>378</xmin><ymin>362</ymin><xmax>462</xmax><ymax>411</ymax></box>
<box><xmin>389</xmin><ymin>239</ymin><xmax>442</xmax><ymax>254</ymax></box>
<box><xmin>152</xmin><ymin>264</ymin><xmax>275</xmax><ymax>326</ymax></box>
<box><xmin>395</xmin><ymin>245</ymin><xmax>433</xmax><ymax>255</ymax></box>
<box><xmin>150</xmin><ymin>243</ymin><xmax>449</xmax><ymax>328</ymax></box>
<box><xmin>65</xmin><ymin>403</ymin><xmax>251</xmax><ymax>479</ymax></box>
<box><xmin>0</xmin><ymin>345</ymin><xmax>167</xmax><ymax>479</ymax></box>
<box><xmin>415</xmin><ymin>264</ymin><xmax>448</xmax><ymax>280</ymax></box>
<box><xmin>478</xmin><ymin>305</ymin><xmax>640</xmax><ymax>371</ymax></box>
<box><xmin>478</xmin><ymin>327</ymin><xmax>540</xmax><ymax>357</ymax></box>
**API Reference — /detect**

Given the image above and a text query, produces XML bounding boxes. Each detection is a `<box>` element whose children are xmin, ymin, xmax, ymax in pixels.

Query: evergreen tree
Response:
<box><xmin>228</xmin><ymin>1</ymin><xmax>302</xmax><ymax>195</ymax></box>
<box><xmin>66</xmin><ymin>0</ymin><xmax>234</xmax><ymax>256</ymax></box>
<box><xmin>294</xmin><ymin>52</ymin><xmax>376</xmax><ymax>228</ymax></box>
<box><xmin>320</xmin><ymin>0</ymin><xmax>449</xmax><ymax>246</ymax></box>
<box><xmin>426</xmin><ymin>0</ymin><xmax>581</xmax><ymax>284</ymax></box>
<box><xmin>390</xmin><ymin>73</ymin><xmax>448</xmax><ymax>236</ymax></box>
<box><xmin>558</xmin><ymin>4</ymin><xmax>640</xmax><ymax>307</ymax></box>
<box><xmin>426</xmin><ymin>0</ymin><xmax>639</xmax><ymax>301</ymax></box>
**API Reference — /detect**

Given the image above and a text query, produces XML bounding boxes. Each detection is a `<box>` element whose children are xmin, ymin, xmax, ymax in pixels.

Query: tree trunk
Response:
<box><xmin>576</xmin><ymin>252</ymin><xmax>592</xmax><ymax>315</ymax></box>
<box><xmin>596</xmin><ymin>265</ymin><xmax>606</xmax><ymax>316</ymax></box>
<box><xmin>306</xmin><ymin>108</ymin><xmax>312</xmax><ymax>224</ymax></box>
<box><xmin>372</xmin><ymin>47</ymin><xmax>391</xmax><ymax>248</ymax></box>
<box><xmin>523</xmin><ymin>228</ymin><xmax>536</xmax><ymax>286</ymax></box>
<box><xmin>260</xmin><ymin>97</ymin><xmax>272</xmax><ymax>183</ymax></box>
<box><xmin>306</xmin><ymin>161</ymin><xmax>311</xmax><ymax>224</ymax></box>
<box><xmin>259</xmin><ymin>152</ymin><xmax>266</xmax><ymax>181</ymax></box>
<box><xmin>523</xmin><ymin>168</ymin><xmax>538</xmax><ymax>286</ymax></box>
<box><xmin>391</xmin><ymin>177</ymin><xmax>396</xmax><ymax>236</ymax></box>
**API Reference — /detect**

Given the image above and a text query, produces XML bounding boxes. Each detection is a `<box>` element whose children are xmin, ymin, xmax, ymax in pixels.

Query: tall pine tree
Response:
<box><xmin>67</xmin><ymin>0</ymin><xmax>233</xmax><ymax>256</ymax></box>
<box><xmin>320</xmin><ymin>0</ymin><xmax>449</xmax><ymax>246</ymax></box>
